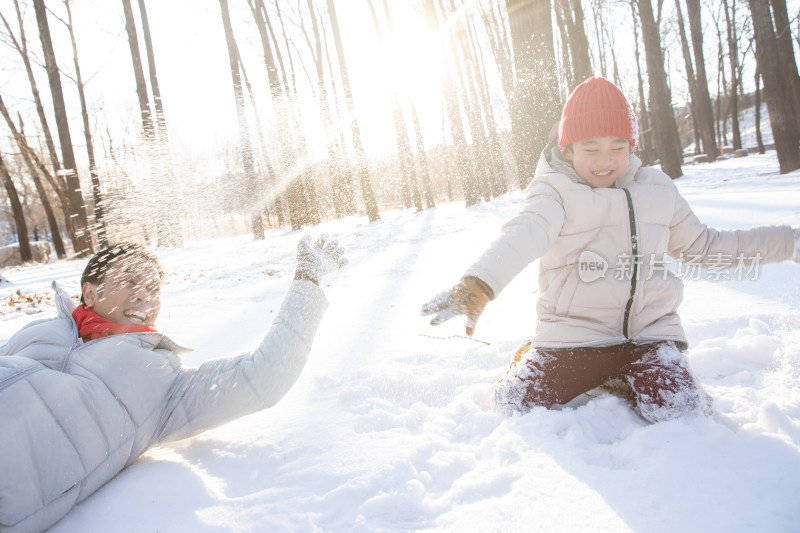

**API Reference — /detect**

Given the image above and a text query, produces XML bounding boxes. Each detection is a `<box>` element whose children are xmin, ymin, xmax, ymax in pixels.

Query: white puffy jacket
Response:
<box><xmin>0</xmin><ymin>280</ymin><xmax>327</xmax><ymax>533</ymax></box>
<box><xmin>466</xmin><ymin>145</ymin><xmax>794</xmax><ymax>348</ymax></box>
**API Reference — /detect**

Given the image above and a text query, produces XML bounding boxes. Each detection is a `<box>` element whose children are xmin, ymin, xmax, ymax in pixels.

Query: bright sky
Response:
<box><xmin>1</xmin><ymin>0</ymin><xmax>797</xmax><ymax>179</ymax></box>
<box><xmin>0</xmin><ymin>0</ymin><xmax>449</xmax><ymax>174</ymax></box>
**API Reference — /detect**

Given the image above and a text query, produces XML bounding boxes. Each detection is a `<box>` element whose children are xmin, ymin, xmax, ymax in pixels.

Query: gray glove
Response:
<box><xmin>294</xmin><ymin>233</ymin><xmax>348</xmax><ymax>285</ymax></box>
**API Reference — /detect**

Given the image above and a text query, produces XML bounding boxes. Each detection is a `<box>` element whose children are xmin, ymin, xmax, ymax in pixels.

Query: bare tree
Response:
<box><xmin>637</xmin><ymin>0</ymin><xmax>683</xmax><ymax>178</ymax></box>
<box><xmin>0</xmin><ymin>153</ymin><xmax>31</xmax><ymax>262</ymax></box>
<box><xmin>754</xmin><ymin>66</ymin><xmax>765</xmax><ymax>154</ymax></box>
<box><xmin>0</xmin><ymin>1</ymin><xmax>73</xmax><ymax>246</ymax></box>
<box><xmin>0</xmin><ymin>94</ymin><xmax>66</xmax><ymax>258</ymax></box>
<box><xmin>369</xmin><ymin>0</ymin><xmax>423</xmax><ymax>209</ymax></box>
<box><xmin>444</xmin><ymin>0</ymin><xmax>494</xmax><ymax>202</ymax></box>
<box><xmin>121</xmin><ymin>0</ymin><xmax>154</xmax><ymax>142</ymax></box>
<box><xmin>748</xmin><ymin>0</ymin><xmax>800</xmax><ymax>172</ymax></box>
<box><xmin>685</xmin><ymin>0</ymin><xmax>718</xmax><ymax>160</ymax></box>
<box><xmin>246</xmin><ymin>0</ymin><xmax>293</xmax><ymax>227</ymax></box>
<box><xmin>629</xmin><ymin>0</ymin><xmax>654</xmax><ymax>165</ymax></box>
<box><xmin>674</xmin><ymin>0</ymin><xmax>700</xmax><ymax>154</ymax></box>
<box><xmin>1</xmin><ymin>0</ymin><xmax>60</xmax><ymax>176</ymax></box>
<box><xmin>410</xmin><ymin>104</ymin><xmax>436</xmax><ymax>208</ymax></box>
<box><xmin>219</xmin><ymin>0</ymin><xmax>264</xmax><ymax>239</ymax></box>
<box><xmin>722</xmin><ymin>0</ymin><xmax>742</xmax><ymax>150</ymax></box>
<box><xmin>555</xmin><ymin>0</ymin><xmax>593</xmax><ymax>88</ymax></box>
<box><xmin>137</xmin><ymin>0</ymin><xmax>168</xmax><ymax>143</ymax></box>
<box><xmin>303</xmin><ymin>0</ymin><xmax>358</xmax><ymax>216</ymax></box>
<box><xmin>61</xmin><ymin>0</ymin><xmax>107</xmax><ymax>247</ymax></box>
<box><xmin>33</xmin><ymin>0</ymin><xmax>92</xmax><ymax>255</ymax></box>
<box><xmin>327</xmin><ymin>0</ymin><xmax>381</xmax><ymax>219</ymax></box>
<box><xmin>273</xmin><ymin>3</ymin><xmax>321</xmax><ymax>230</ymax></box>
<box><xmin>770</xmin><ymin>0</ymin><xmax>800</xmax><ymax>120</ymax></box>
<box><xmin>505</xmin><ymin>0</ymin><xmax>562</xmax><ymax>188</ymax></box>
<box><xmin>423</xmin><ymin>0</ymin><xmax>479</xmax><ymax>205</ymax></box>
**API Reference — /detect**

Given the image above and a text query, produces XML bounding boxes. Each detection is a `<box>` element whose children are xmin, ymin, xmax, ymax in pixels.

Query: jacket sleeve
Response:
<box><xmin>465</xmin><ymin>181</ymin><xmax>565</xmax><ymax>296</ymax></box>
<box><xmin>155</xmin><ymin>280</ymin><xmax>328</xmax><ymax>443</ymax></box>
<box><xmin>667</xmin><ymin>188</ymin><xmax>794</xmax><ymax>266</ymax></box>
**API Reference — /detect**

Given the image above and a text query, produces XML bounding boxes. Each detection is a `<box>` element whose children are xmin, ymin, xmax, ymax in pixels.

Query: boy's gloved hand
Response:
<box><xmin>793</xmin><ymin>227</ymin><xmax>800</xmax><ymax>263</ymax></box>
<box><xmin>420</xmin><ymin>276</ymin><xmax>494</xmax><ymax>336</ymax></box>
<box><xmin>294</xmin><ymin>233</ymin><xmax>348</xmax><ymax>285</ymax></box>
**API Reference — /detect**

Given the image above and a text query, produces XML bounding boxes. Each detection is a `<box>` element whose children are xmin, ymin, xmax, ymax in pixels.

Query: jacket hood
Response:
<box><xmin>537</xmin><ymin>141</ymin><xmax>642</xmax><ymax>189</ymax></box>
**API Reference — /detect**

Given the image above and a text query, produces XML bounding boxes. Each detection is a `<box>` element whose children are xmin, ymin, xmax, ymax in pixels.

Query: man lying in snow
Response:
<box><xmin>0</xmin><ymin>235</ymin><xmax>346</xmax><ymax>533</ymax></box>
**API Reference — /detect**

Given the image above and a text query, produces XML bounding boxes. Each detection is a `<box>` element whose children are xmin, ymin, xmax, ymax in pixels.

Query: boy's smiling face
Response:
<box><xmin>562</xmin><ymin>136</ymin><xmax>632</xmax><ymax>188</ymax></box>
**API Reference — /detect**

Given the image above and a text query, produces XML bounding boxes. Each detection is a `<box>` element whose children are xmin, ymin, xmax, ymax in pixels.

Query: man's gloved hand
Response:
<box><xmin>295</xmin><ymin>233</ymin><xmax>348</xmax><ymax>285</ymax></box>
<box><xmin>420</xmin><ymin>276</ymin><xmax>494</xmax><ymax>336</ymax></box>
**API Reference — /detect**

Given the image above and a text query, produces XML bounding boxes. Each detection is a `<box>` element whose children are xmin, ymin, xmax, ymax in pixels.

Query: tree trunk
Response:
<box><xmin>328</xmin><ymin>0</ymin><xmax>381</xmax><ymax>221</ymax></box>
<box><xmin>4</xmin><ymin>0</ymin><xmax>61</xmax><ymax>177</ymax></box>
<box><xmin>137</xmin><ymin>0</ymin><xmax>168</xmax><ymax>143</ymax></box>
<box><xmin>480</xmin><ymin>2</ymin><xmax>514</xmax><ymax>103</ymax></box>
<box><xmin>754</xmin><ymin>66</ymin><xmax>765</xmax><ymax>154</ymax></box>
<box><xmin>424</xmin><ymin>0</ymin><xmax>479</xmax><ymax>204</ymax></box>
<box><xmin>770</xmin><ymin>0</ymin><xmax>800</xmax><ymax>121</ymax></box>
<box><xmin>0</xmin><ymin>153</ymin><xmax>32</xmax><ymax>262</ymax></box>
<box><xmin>33</xmin><ymin>0</ymin><xmax>92</xmax><ymax>255</ymax></box>
<box><xmin>723</xmin><ymin>0</ymin><xmax>742</xmax><ymax>150</ymax></box>
<box><xmin>748</xmin><ymin>0</ymin><xmax>800</xmax><ymax>172</ymax></box>
<box><xmin>410</xmin><ymin>104</ymin><xmax>436</xmax><ymax>208</ymax></box>
<box><xmin>715</xmin><ymin>21</ymin><xmax>729</xmax><ymax>149</ymax></box>
<box><xmin>674</xmin><ymin>0</ymin><xmax>699</xmax><ymax>153</ymax></box>
<box><xmin>629</xmin><ymin>0</ymin><xmax>654</xmax><ymax>165</ymax></box>
<box><xmin>219</xmin><ymin>0</ymin><xmax>264</xmax><ymax>239</ymax></box>
<box><xmin>557</xmin><ymin>0</ymin><xmax>593</xmax><ymax>86</ymax></box>
<box><xmin>121</xmin><ymin>0</ymin><xmax>155</xmax><ymax>142</ymax></box>
<box><xmin>0</xmin><ymin>96</ymin><xmax>66</xmax><ymax>258</ymax></box>
<box><xmin>447</xmin><ymin>0</ymin><xmax>493</xmax><ymax>202</ymax></box>
<box><xmin>590</xmin><ymin>0</ymin><xmax>608</xmax><ymax>78</ymax></box>
<box><xmin>64</xmin><ymin>0</ymin><xmax>107</xmax><ymax>248</ymax></box>
<box><xmin>505</xmin><ymin>0</ymin><xmax>561</xmax><ymax>189</ymax></box>
<box><xmin>247</xmin><ymin>0</ymin><xmax>289</xmax><ymax>227</ymax></box>
<box><xmin>685</xmin><ymin>0</ymin><xmax>718</xmax><ymax>160</ymax></box>
<box><xmin>272</xmin><ymin>4</ymin><xmax>319</xmax><ymax>230</ymax></box>
<box><xmin>467</xmin><ymin>16</ymin><xmax>507</xmax><ymax>196</ymax></box>
<box><xmin>637</xmin><ymin>0</ymin><xmax>683</xmax><ymax>178</ymax></box>
<box><xmin>307</xmin><ymin>0</ymin><xmax>355</xmax><ymax>217</ymax></box>
<box><xmin>319</xmin><ymin>2</ymin><xmax>357</xmax><ymax>218</ymax></box>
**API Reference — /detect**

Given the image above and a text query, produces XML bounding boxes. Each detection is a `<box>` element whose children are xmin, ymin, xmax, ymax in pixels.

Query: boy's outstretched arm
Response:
<box><xmin>156</xmin><ymin>234</ymin><xmax>347</xmax><ymax>443</ymax></box>
<box><xmin>420</xmin><ymin>183</ymin><xmax>564</xmax><ymax>337</ymax></box>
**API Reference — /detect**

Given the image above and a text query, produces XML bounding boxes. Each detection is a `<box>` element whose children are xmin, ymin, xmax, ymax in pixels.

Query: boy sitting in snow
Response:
<box><xmin>422</xmin><ymin>76</ymin><xmax>800</xmax><ymax>423</ymax></box>
<box><xmin>0</xmin><ymin>235</ymin><xmax>346</xmax><ymax>533</ymax></box>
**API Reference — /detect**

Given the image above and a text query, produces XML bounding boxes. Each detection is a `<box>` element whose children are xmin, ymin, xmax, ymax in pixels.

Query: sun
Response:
<box><xmin>342</xmin><ymin>14</ymin><xmax>447</xmax><ymax>156</ymax></box>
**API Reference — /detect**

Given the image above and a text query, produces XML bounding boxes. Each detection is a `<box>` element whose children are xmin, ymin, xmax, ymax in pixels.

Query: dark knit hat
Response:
<box><xmin>558</xmin><ymin>77</ymin><xmax>638</xmax><ymax>149</ymax></box>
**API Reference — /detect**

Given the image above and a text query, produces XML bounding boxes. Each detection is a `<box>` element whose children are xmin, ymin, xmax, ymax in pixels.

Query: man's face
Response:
<box><xmin>562</xmin><ymin>136</ymin><xmax>632</xmax><ymax>188</ymax></box>
<box><xmin>82</xmin><ymin>258</ymin><xmax>162</xmax><ymax>326</ymax></box>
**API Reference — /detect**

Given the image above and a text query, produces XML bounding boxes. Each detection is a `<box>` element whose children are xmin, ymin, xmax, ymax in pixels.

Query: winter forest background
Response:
<box><xmin>0</xmin><ymin>0</ymin><xmax>798</xmax><ymax>261</ymax></box>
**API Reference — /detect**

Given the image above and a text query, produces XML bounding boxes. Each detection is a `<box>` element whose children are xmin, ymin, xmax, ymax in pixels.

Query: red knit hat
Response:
<box><xmin>558</xmin><ymin>77</ymin><xmax>638</xmax><ymax>149</ymax></box>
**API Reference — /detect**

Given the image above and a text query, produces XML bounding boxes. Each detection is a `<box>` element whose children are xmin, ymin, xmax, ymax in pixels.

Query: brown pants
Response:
<box><xmin>492</xmin><ymin>341</ymin><xmax>713</xmax><ymax>423</ymax></box>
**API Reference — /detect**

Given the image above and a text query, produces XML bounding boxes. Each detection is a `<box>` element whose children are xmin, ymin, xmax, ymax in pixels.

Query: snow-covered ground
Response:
<box><xmin>1</xmin><ymin>151</ymin><xmax>799</xmax><ymax>532</ymax></box>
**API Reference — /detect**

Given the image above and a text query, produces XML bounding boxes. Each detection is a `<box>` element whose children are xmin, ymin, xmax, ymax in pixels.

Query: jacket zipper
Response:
<box><xmin>622</xmin><ymin>188</ymin><xmax>638</xmax><ymax>339</ymax></box>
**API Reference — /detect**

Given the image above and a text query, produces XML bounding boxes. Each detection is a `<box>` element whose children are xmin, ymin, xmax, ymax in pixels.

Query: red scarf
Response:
<box><xmin>72</xmin><ymin>305</ymin><xmax>157</xmax><ymax>342</ymax></box>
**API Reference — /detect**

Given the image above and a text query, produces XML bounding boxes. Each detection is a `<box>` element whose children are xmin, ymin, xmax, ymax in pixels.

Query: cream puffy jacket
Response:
<box><xmin>466</xmin><ymin>145</ymin><xmax>795</xmax><ymax>348</ymax></box>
